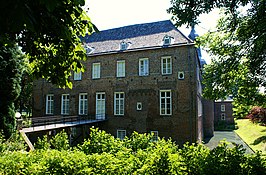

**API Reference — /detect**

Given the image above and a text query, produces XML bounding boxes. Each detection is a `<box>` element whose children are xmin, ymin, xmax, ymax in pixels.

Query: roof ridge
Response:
<box><xmin>98</xmin><ymin>20</ymin><xmax>172</xmax><ymax>32</ymax></box>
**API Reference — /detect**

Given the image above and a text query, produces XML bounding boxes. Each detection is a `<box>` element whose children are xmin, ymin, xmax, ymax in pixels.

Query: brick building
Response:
<box><xmin>32</xmin><ymin>20</ymin><xmax>211</xmax><ymax>145</ymax></box>
<box><xmin>214</xmin><ymin>97</ymin><xmax>234</xmax><ymax>128</ymax></box>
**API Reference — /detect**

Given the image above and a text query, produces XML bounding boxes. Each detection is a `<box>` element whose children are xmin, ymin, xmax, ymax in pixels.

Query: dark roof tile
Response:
<box><xmin>83</xmin><ymin>20</ymin><xmax>192</xmax><ymax>55</ymax></box>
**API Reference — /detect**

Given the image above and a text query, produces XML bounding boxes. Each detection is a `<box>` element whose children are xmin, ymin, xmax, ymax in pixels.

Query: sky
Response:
<box><xmin>84</xmin><ymin>0</ymin><xmax>220</xmax><ymax>63</ymax></box>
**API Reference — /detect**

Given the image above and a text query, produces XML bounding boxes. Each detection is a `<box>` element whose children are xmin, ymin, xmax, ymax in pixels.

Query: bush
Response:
<box><xmin>246</xmin><ymin>106</ymin><xmax>266</xmax><ymax>125</ymax></box>
<box><xmin>0</xmin><ymin>128</ymin><xmax>265</xmax><ymax>175</ymax></box>
<box><xmin>34</xmin><ymin>135</ymin><xmax>50</xmax><ymax>150</ymax></box>
<box><xmin>50</xmin><ymin>130</ymin><xmax>70</xmax><ymax>150</ymax></box>
<box><xmin>0</xmin><ymin>131</ymin><xmax>26</xmax><ymax>153</ymax></box>
<box><xmin>78</xmin><ymin>127</ymin><xmax>122</xmax><ymax>154</ymax></box>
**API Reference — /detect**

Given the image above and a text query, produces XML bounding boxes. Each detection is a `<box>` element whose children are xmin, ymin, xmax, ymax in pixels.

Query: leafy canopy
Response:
<box><xmin>0</xmin><ymin>0</ymin><xmax>96</xmax><ymax>88</ymax></box>
<box><xmin>168</xmin><ymin>0</ymin><xmax>266</xmax><ymax>116</ymax></box>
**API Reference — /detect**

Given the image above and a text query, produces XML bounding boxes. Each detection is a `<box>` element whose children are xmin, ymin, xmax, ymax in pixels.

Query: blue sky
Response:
<box><xmin>85</xmin><ymin>0</ymin><xmax>220</xmax><ymax>63</ymax></box>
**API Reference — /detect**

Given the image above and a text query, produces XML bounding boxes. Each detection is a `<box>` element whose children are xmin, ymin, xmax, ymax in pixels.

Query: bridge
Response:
<box><xmin>18</xmin><ymin>115</ymin><xmax>107</xmax><ymax>133</ymax></box>
<box><xmin>18</xmin><ymin>115</ymin><xmax>108</xmax><ymax>150</ymax></box>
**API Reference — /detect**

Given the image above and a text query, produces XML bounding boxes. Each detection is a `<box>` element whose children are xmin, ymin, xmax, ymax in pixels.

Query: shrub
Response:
<box><xmin>0</xmin><ymin>128</ymin><xmax>265</xmax><ymax>175</ymax></box>
<box><xmin>50</xmin><ymin>130</ymin><xmax>69</xmax><ymax>150</ymax></box>
<box><xmin>123</xmin><ymin>131</ymin><xmax>154</xmax><ymax>152</ymax></box>
<box><xmin>34</xmin><ymin>135</ymin><xmax>50</xmax><ymax>150</ymax></box>
<box><xmin>78</xmin><ymin>127</ymin><xmax>122</xmax><ymax>154</ymax></box>
<box><xmin>246</xmin><ymin>106</ymin><xmax>266</xmax><ymax>125</ymax></box>
<box><xmin>0</xmin><ymin>131</ymin><xmax>26</xmax><ymax>153</ymax></box>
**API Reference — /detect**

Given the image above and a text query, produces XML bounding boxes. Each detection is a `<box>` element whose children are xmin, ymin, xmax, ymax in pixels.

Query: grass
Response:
<box><xmin>235</xmin><ymin>119</ymin><xmax>266</xmax><ymax>154</ymax></box>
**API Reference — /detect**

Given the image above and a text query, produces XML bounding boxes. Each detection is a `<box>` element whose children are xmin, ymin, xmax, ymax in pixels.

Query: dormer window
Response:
<box><xmin>120</xmin><ymin>41</ymin><xmax>127</xmax><ymax>50</ymax></box>
<box><xmin>163</xmin><ymin>35</ymin><xmax>171</xmax><ymax>45</ymax></box>
<box><xmin>84</xmin><ymin>44</ymin><xmax>94</xmax><ymax>55</ymax></box>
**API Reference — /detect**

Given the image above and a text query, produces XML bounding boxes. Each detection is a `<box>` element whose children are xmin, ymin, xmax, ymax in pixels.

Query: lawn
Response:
<box><xmin>235</xmin><ymin>119</ymin><xmax>266</xmax><ymax>154</ymax></box>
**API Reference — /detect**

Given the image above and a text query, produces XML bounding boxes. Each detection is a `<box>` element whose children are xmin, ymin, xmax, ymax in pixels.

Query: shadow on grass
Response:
<box><xmin>252</xmin><ymin>136</ymin><xmax>266</xmax><ymax>145</ymax></box>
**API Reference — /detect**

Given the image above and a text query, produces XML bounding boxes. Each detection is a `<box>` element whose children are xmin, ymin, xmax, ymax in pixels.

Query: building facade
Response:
<box><xmin>32</xmin><ymin>20</ymin><xmax>207</xmax><ymax>145</ymax></box>
<box><xmin>214</xmin><ymin>98</ymin><xmax>234</xmax><ymax>128</ymax></box>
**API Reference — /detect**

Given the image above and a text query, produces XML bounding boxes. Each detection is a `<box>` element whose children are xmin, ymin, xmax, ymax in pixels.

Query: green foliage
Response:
<box><xmin>79</xmin><ymin>127</ymin><xmax>122</xmax><ymax>154</ymax></box>
<box><xmin>0</xmin><ymin>131</ymin><xmax>26</xmax><ymax>153</ymax></box>
<box><xmin>169</xmin><ymin>0</ymin><xmax>266</xmax><ymax>117</ymax></box>
<box><xmin>50</xmin><ymin>130</ymin><xmax>70</xmax><ymax>150</ymax></box>
<box><xmin>168</xmin><ymin>0</ymin><xmax>249</xmax><ymax>27</ymax></box>
<box><xmin>0</xmin><ymin>128</ymin><xmax>265</xmax><ymax>174</ymax></box>
<box><xmin>203</xmin><ymin>142</ymin><xmax>247</xmax><ymax>175</ymax></box>
<box><xmin>34</xmin><ymin>135</ymin><xmax>51</xmax><ymax>150</ymax></box>
<box><xmin>0</xmin><ymin>0</ymin><xmax>97</xmax><ymax>87</ymax></box>
<box><xmin>123</xmin><ymin>131</ymin><xmax>154</xmax><ymax>152</ymax></box>
<box><xmin>15</xmin><ymin>71</ymin><xmax>33</xmax><ymax>115</ymax></box>
<box><xmin>0</xmin><ymin>0</ymin><xmax>95</xmax><ymax>137</ymax></box>
<box><xmin>0</xmin><ymin>42</ymin><xmax>26</xmax><ymax>138</ymax></box>
<box><xmin>176</xmin><ymin>143</ymin><xmax>209</xmax><ymax>175</ymax></box>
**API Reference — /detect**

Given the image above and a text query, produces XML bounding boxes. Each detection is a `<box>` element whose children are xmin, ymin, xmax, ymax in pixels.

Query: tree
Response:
<box><xmin>0</xmin><ymin>0</ymin><xmax>96</xmax><ymax>137</ymax></box>
<box><xmin>168</xmin><ymin>0</ymin><xmax>266</xmax><ymax>116</ymax></box>
<box><xmin>0</xmin><ymin>0</ymin><xmax>96</xmax><ymax>87</ymax></box>
<box><xmin>14</xmin><ymin>71</ymin><xmax>33</xmax><ymax>116</ymax></box>
<box><xmin>0</xmin><ymin>42</ymin><xmax>25</xmax><ymax>138</ymax></box>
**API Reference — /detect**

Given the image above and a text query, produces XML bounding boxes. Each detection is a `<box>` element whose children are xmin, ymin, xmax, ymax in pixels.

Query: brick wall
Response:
<box><xmin>214</xmin><ymin>101</ymin><xmax>234</xmax><ymax>125</ymax></box>
<box><xmin>32</xmin><ymin>45</ymin><xmax>202</xmax><ymax>145</ymax></box>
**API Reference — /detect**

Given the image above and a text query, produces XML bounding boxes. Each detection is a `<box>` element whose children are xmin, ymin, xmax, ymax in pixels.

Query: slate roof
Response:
<box><xmin>83</xmin><ymin>20</ymin><xmax>193</xmax><ymax>55</ymax></box>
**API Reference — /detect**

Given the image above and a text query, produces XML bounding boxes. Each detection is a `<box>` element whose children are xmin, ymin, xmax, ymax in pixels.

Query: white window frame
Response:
<box><xmin>96</xmin><ymin>92</ymin><xmax>106</xmax><ymax>120</ymax></box>
<box><xmin>139</xmin><ymin>58</ymin><xmax>149</xmax><ymax>76</ymax></box>
<box><xmin>221</xmin><ymin>105</ymin><xmax>225</xmax><ymax>112</ymax></box>
<box><xmin>161</xmin><ymin>56</ymin><xmax>172</xmax><ymax>75</ymax></box>
<box><xmin>116</xmin><ymin>60</ymin><xmax>125</xmax><ymax>77</ymax></box>
<box><xmin>61</xmin><ymin>94</ymin><xmax>70</xmax><ymax>115</ymax></box>
<box><xmin>117</xmin><ymin>129</ymin><xmax>126</xmax><ymax>140</ymax></box>
<box><xmin>160</xmin><ymin>90</ymin><xmax>172</xmax><ymax>115</ymax></box>
<box><xmin>79</xmin><ymin>93</ymin><xmax>88</xmax><ymax>115</ymax></box>
<box><xmin>221</xmin><ymin>113</ymin><xmax>226</xmax><ymax>120</ymax></box>
<box><xmin>151</xmin><ymin>131</ymin><xmax>158</xmax><ymax>142</ymax></box>
<box><xmin>46</xmin><ymin>94</ymin><xmax>54</xmax><ymax>115</ymax></box>
<box><xmin>74</xmin><ymin>71</ymin><xmax>82</xmax><ymax>80</ymax></box>
<box><xmin>92</xmin><ymin>63</ymin><xmax>101</xmax><ymax>79</ymax></box>
<box><xmin>114</xmin><ymin>92</ymin><xmax>125</xmax><ymax>115</ymax></box>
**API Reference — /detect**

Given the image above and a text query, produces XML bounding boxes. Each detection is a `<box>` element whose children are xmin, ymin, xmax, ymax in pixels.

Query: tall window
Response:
<box><xmin>117</xmin><ymin>130</ymin><xmax>126</xmax><ymax>140</ymax></box>
<box><xmin>221</xmin><ymin>105</ymin><xmax>225</xmax><ymax>112</ymax></box>
<box><xmin>160</xmin><ymin>90</ymin><xmax>172</xmax><ymax>115</ymax></box>
<box><xmin>117</xmin><ymin>60</ymin><xmax>125</xmax><ymax>77</ymax></box>
<box><xmin>151</xmin><ymin>131</ymin><xmax>159</xmax><ymax>142</ymax></box>
<box><xmin>139</xmin><ymin>58</ymin><xmax>149</xmax><ymax>76</ymax></box>
<box><xmin>61</xmin><ymin>94</ymin><xmax>70</xmax><ymax>115</ymax></box>
<box><xmin>96</xmin><ymin>92</ymin><xmax>105</xmax><ymax>119</ymax></box>
<box><xmin>92</xmin><ymin>63</ymin><xmax>101</xmax><ymax>79</ymax></box>
<box><xmin>79</xmin><ymin>93</ymin><xmax>88</xmax><ymax>115</ymax></box>
<box><xmin>114</xmin><ymin>92</ymin><xmax>124</xmax><ymax>115</ymax></box>
<box><xmin>46</xmin><ymin>94</ymin><xmax>54</xmax><ymax>115</ymax></box>
<box><xmin>161</xmin><ymin>56</ymin><xmax>172</xmax><ymax>75</ymax></box>
<box><xmin>74</xmin><ymin>71</ymin><xmax>82</xmax><ymax>80</ymax></box>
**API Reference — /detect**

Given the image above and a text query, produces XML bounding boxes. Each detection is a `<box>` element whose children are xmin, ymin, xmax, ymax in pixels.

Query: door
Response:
<box><xmin>96</xmin><ymin>92</ymin><xmax>105</xmax><ymax>119</ymax></box>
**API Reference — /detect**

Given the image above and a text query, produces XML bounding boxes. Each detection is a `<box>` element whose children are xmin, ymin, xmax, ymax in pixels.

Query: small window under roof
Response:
<box><xmin>163</xmin><ymin>35</ymin><xmax>171</xmax><ymax>45</ymax></box>
<box><xmin>120</xmin><ymin>41</ymin><xmax>128</xmax><ymax>50</ymax></box>
<box><xmin>84</xmin><ymin>44</ymin><xmax>94</xmax><ymax>55</ymax></box>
